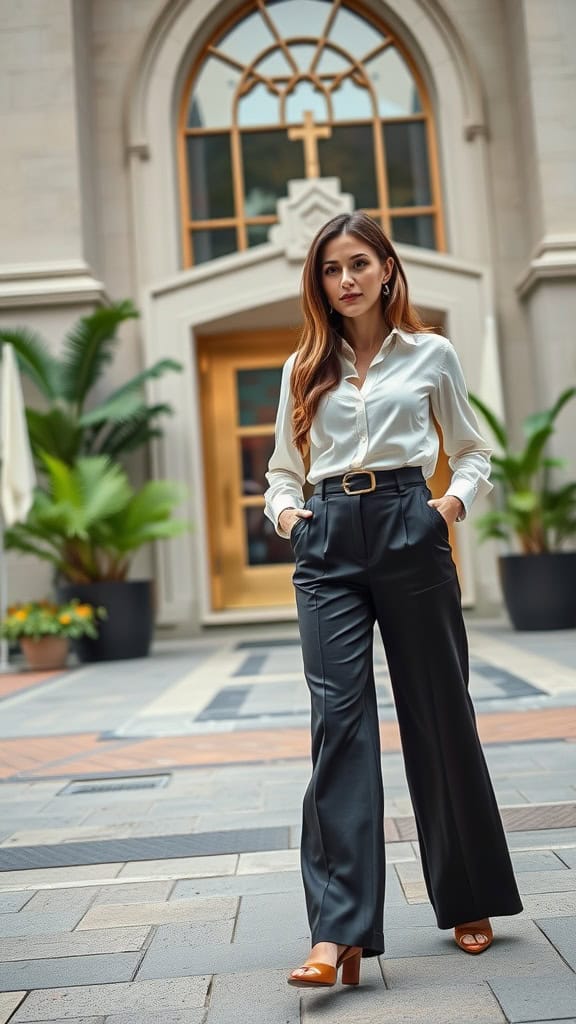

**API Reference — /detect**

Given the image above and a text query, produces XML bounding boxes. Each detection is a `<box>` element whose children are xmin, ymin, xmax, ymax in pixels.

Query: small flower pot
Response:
<box><xmin>19</xmin><ymin>636</ymin><xmax>70</xmax><ymax>670</ymax></box>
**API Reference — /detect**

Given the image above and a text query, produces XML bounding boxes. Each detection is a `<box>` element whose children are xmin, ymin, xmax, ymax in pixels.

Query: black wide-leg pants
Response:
<box><xmin>290</xmin><ymin>467</ymin><xmax>523</xmax><ymax>958</ymax></box>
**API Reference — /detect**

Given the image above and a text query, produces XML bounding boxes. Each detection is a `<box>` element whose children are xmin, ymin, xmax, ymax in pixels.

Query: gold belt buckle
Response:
<box><xmin>342</xmin><ymin>470</ymin><xmax>376</xmax><ymax>495</ymax></box>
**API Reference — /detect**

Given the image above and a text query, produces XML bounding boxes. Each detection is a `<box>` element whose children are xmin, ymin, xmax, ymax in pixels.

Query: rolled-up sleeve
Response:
<box><xmin>264</xmin><ymin>354</ymin><xmax>306</xmax><ymax>538</ymax></box>
<box><xmin>430</xmin><ymin>342</ymin><xmax>493</xmax><ymax>521</ymax></box>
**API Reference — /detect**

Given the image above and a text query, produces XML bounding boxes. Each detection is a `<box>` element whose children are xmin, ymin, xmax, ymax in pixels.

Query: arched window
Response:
<box><xmin>178</xmin><ymin>0</ymin><xmax>444</xmax><ymax>266</ymax></box>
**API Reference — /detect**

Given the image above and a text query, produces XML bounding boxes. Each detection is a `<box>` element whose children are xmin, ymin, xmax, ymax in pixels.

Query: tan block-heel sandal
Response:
<box><xmin>287</xmin><ymin>945</ymin><xmax>363</xmax><ymax>988</ymax></box>
<box><xmin>454</xmin><ymin>918</ymin><xmax>493</xmax><ymax>954</ymax></box>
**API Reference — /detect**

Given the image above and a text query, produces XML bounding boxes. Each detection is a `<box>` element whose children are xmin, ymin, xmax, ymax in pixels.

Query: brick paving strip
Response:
<box><xmin>1</xmin><ymin>705</ymin><xmax>576</xmax><ymax>781</ymax></box>
<box><xmin>0</xmin><ymin>669</ymin><xmax>67</xmax><ymax>701</ymax></box>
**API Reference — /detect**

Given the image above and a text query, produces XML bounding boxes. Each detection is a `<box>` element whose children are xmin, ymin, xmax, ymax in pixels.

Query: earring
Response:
<box><xmin>382</xmin><ymin>283</ymin><xmax>390</xmax><ymax>297</ymax></box>
<box><xmin>328</xmin><ymin>304</ymin><xmax>334</xmax><ymax>315</ymax></box>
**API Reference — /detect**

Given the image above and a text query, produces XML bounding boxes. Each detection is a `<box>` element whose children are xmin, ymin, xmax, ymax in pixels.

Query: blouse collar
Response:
<box><xmin>338</xmin><ymin>326</ymin><xmax>418</xmax><ymax>372</ymax></box>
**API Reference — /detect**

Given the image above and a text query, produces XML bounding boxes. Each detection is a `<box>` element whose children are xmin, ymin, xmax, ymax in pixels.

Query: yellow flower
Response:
<box><xmin>14</xmin><ymin>610</ymin><xmax>28</xmax><ymax>622</ymax></box>
<box><xmin>76</xmin><ymin>605</ymin><xmax>93</xmax><ymax>618</ymax></box>
<box><xmin>59</xmin><ymin>613</ymin><xmax>72</xmax><ymax>625</ymax></box>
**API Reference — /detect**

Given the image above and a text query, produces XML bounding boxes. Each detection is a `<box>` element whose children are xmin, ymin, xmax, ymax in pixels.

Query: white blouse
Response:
<box><xmin>264</xmin><ymin>326</ymin><xmax>493</xmax><ymax>538</ymax></box>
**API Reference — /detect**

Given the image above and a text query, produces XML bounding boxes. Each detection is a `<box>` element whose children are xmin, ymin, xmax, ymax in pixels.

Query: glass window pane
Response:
<box><xmin>288</xmin><ymin>44</ymin><xmax>318</xmax><ymax>74</ymax></box>
<box><xmin>329</xmin><ymin>6</ymin><xmax>382</xmax><ymax>55</ymax></box>
<box><xmin>242</xmin><ymin>130</ymin><xmax>305</xmax><ymax>215</ymax></box>
<box><xmin>365</xmin><ymin>49</ymin><xmax>421</xmax><ymax>117</ymax></box>
<box><xmin>331</xmin><ymin>78</ymin><xmax>373</xmax><ymax>121</ymax></box>
<box><xmin>186</xmin><ymin>135</ymin><xmax>234</xmax><ymax>219</ymax></box>
<box><xmin>237</xmin><ymin>368</ymin><xmax>283</xmax><ymax>426</ymax></box>
<box><xmin>316</xmin><ymin>47</ymin><xmax>350</xmax><ymax>75</ymax></box>
<box><xmin>257</xmin><ymin>49</ymin><xmax>293</xmax><ymax>77</ymax></box>
<box><xmin>285</xmin><ymin>81</ymin><xmax>330</xmax><ymax>124</ymax></box>
<box><xmin>247</xmin><ymin>223</ymin><xmax>273</xmax><ymax>248</ymax></box>
<box><xmin>192</xmin><ymin>228</ymin><xmax>237</xmax><ymax>265</ymax></box>
<box><xmin>217</xmin><ymin>10</ymin><xmax>274</xmax><ymax>64</ymax></box>
<box><xmin>318</xmin><ymin>125</ymin><xmax>378</xmax><ymax>207</ymax></box>
<box><xmin>238</xmin><ymin>82</ymin><xmax>280</xmax><ymax>127</ymax></box>
<box><xmin>391</xmin><ymin>215</ymin><xmax>435</xmax><ymax>249</ymax></box>
<box><xmin>188</xmin><ymin>58</ymin><xmax>241</xmax><ymax>128</ymax></box>
<box><xmin>384</xmin><ymin>122</ymin><xmax>431</xmax><ymax>207</ymax></box>
<box><xmin>241</xmin><ymin>436</ymin><xmax>276</xmax><ymax>493</ymax></box>
<box><xmin>266</xmin><ymin>0</ymin><xmax>333</xmax><ymax>38</ymax></box>
<box><xmin>244</xmin><ymin>508</ymin><xmax>294</xmax><ymax>565</ymax></box>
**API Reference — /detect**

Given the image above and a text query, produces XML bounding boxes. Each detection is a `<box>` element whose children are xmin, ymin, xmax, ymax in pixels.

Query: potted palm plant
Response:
<box><xmin>469</xmin><ymin>387</ymin><xmax>576</xmax><ymax>630</ymax></box>
<box><xmin>0</xmin><ymin>300</ymin><xmax>181</xmax><ymax>467</ymax></box>
<box><xmin>1</xmin><ymin>599</ymin><xmax>106</xmax><ymax>670</ymax></box>
<box><xmin>4</xmin><ymin>453</ymin><xmax>191</xmax><ymax>661</ymax></box>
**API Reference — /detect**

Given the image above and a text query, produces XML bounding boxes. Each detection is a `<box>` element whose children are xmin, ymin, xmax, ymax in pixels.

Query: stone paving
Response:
<box><xmin>0</xmin><ymin>619</ymin><xmax>575</xmax><ymax>1022</ymax></box>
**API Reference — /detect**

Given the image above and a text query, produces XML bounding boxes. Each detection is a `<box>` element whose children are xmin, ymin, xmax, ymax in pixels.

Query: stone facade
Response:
<box><xmin>0</xmin><ymin>0</ymin><xmax>574</xmax><ymax>630</ymax></box>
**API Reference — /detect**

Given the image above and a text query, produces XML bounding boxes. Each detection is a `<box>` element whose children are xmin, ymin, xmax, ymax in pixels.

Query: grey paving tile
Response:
<box><xmin>383</xmin><ymin>903</ymin><xmax>436</xmax><ymax>928</ymax></box>
<box><xmin>507</xmin><ymin>829</ymin><xmax>576</xmax><ymax>851</ymax></box>
<box><xmin>92</xmin><ymin>882</ymin><xmax>174</xmax><ymax>905</ymax></box>
<box><xmin>0</xmin><ymin>863</ymin><xmax>123</xmax><ymax>886</ymax></box>
<box><xmin>23</xmin><ymin>887</ymin><xmax>100</xmax><ymax>914</ymax></box>
<box><xmin>234</xmin><ymin>891</ymin><xmax>308</xmax><ymax>944</ymax></box>
<box><xmin>555</xmin><ymin>846</ymin><xmax>576</xmax><ymax>869</ymax></box>
<box><xmin>302</xmin><ymin>980</ymin><xmax>504</xmax><ymax>1022</ymax></box>
<box><xmin>0</xmin><ymin>891</ymin><xmax>33</xmax><ymax>913</ymax></box>
<box><xmin>18</xmin><ymin>1019</ymin><xmax>104</xmax><ymax>1024</ymax></box>
<box><xmin>488</xmin><ymin>977</ymin><xmax>576</xmax><ymax>1023</ymax></box>
<box><xmin>387</xmin><ymin>918</ymin><xmax>566</xmax><ymax>970</ymax></box>
<box><xmin>0</xmin><ymin>927</ymin><xmax>150</xmax><ymax>962</ymax></box>
<box><xmin>0</xmin><ymin>952</ymin><xmax>142</xmax><ymax>992</ymax></box>
<box><xmin>11</xmin><ymin>975</ymin><xmax>210</xmax><ymax>1021</ymax></box>
<box><xmin>171</xmin><ymin>870</ymin><xmax>303</xmax><ymax>900</ymax></box>
<box><xmin>511</xmin><ymin>850</ymin><xmax>570</xmax><ymax>872</ymax></box>
<box><xmin>118</xmin><ymin>855</ymin><xmax>236</xmax><ymax>879</ymax></box>
<box><xmin>0</xmin><ymin>991</ymin><xmax>26</xmax><ymax>1024</ymax></box>
<box><xmin>0</xmin><ymin>910</ymin><xmax>84</xmax><ymax>937</ymax></box>
<box><xmin>137</xmin><ymin>919</ymin><xmax>233</xmax><ymax>979</ymax></box>
<box><xmin>78</xmin><ymin>897</ymin><xmax>237</xmax><ymax>931</ymax></box>
<box><xmin>106</xmin><ymin>1013</ymin><xmax>204</xmax><ymax>1024</ymax></box>
<box><xmin>521</xmin><ymin>892</ymin><xmax>576</xmax><ymax>917</ymax></box>
<box><xmin>137</xmin><ymin>934</ymin><xmax>306</xmax><ymax>979</ymax></box>
<box><xmin>517</xmin><ymin>869</ymin><xmax>576</xmax><ymax>894</ymax></box>
<box><xmin>206</xmin><ymin>966</ymin><xmax>301</xmax><ymax>1024</ymax></box>
<box><xmin>536</xmin><ymin>915</ymin><xmax>576</xmax><ymax>970</ymax></box>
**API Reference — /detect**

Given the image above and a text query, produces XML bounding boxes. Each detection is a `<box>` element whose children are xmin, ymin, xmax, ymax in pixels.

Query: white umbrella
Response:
<box><xmin>0</xmin><ymin>344</ymin><xmax>37</xmax><ymax>670</ymax></box>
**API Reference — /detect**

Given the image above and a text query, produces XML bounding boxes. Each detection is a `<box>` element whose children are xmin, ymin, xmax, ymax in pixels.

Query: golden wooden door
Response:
<box><xmin>198</xmin><ymin>330</ymin><xmax>458</xmax><ymax>612</ymax></box>
<box><xmin>199</xmin><ymin>330</ymin><xmax>298</xmax><ymax>610</ymax></box>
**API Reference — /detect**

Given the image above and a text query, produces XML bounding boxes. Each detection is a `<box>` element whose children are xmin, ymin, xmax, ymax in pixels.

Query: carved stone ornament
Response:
<box><xmin>269</xmin><ymin>178</ymin><xmax>354</xmax><ymax>261</ymax></box>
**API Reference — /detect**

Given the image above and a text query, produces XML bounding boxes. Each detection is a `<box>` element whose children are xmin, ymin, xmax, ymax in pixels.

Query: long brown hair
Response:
<box><xmin>291</xmin><ymin>212</ymin><xmax>439</xmax><ymax>455</ymax></box>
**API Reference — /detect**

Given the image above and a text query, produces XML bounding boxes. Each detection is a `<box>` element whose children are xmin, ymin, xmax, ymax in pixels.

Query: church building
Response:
<box><xmin>1</xmin><ymin>0</ymin><xmax>575</xmax><ymax>632</ymax></box>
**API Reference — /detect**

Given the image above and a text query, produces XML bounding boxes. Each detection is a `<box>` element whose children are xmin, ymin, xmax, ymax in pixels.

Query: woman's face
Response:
<box><xmin>320</xmin><ymin>233</ymin><xmax>393</xmax><ymax>320</ymax></box>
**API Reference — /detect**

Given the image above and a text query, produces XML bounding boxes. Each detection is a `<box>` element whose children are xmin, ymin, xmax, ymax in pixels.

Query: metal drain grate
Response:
<box><xmin>61</xmin><ymin>774</ymin><xmax>171</xmax><ymax>796</ymax></box>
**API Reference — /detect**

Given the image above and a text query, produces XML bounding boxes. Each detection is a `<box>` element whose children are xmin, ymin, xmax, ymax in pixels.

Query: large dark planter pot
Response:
<box><xmin>57</xmin><ymin>580</ymin><xmax>154</xmax><ymax>661</ymax></box>
<box><xmin>498</xmin><ymin>553</ymin><xmax>576</xmax><ymax>631</ymax></box>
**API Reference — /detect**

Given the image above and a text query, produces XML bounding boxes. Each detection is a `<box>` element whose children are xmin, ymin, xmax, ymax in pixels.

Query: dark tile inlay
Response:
<box><xmin>196</xmin><ymin>686</ymin><xmax>251</xmax><ymax>720</ymax></box>
<box><xmin>0</xmin><ymin>826</ymin><xmax>290</xmax><ymax>871</ymax></box>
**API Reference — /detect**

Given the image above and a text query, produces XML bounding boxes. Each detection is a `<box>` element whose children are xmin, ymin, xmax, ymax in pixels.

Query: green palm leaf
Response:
<box><xmin>96</xmin><ymin>358</ymin><xmax>182</xmax><ymax>410</ymax></box>
<box><xmin>0</xmin><ymin>328</ymin><xmax>60</xmax><ymax>400</ymax></box>
<box><xmin>26</xmin><ymin>408</ymin><xmax>83</xmax><ymax>464</ymax></box>
<box><xmin>59</xmin><ymin>300</ymin><xmax>138</xmax><ymax>408</ymax></box>
<box><xmin>523</xmin><ymin>387</ymin><xmax>576</xmax><ymax>439</ymax></box>
<box><xmin>468</xmin><ymin>393</ymin><xmax>509</xmax><ymax>450</ymax></box>
<box><xmin>79</xmin><ymin>391</ymin><xmax>147</xmax><ymax>428</ymax></box>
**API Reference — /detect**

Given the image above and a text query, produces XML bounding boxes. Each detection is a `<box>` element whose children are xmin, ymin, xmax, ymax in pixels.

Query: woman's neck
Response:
<box><xmin>342</xmin><ymin>307</ymin><xmax>390</xmax><ymax>355</ymax></box>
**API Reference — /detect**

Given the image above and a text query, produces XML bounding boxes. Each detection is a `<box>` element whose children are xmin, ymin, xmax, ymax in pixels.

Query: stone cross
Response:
<box><xmin>288</xmin><ymin>110</ymin><xmax>332</xmax><ymax>178</ymax></box>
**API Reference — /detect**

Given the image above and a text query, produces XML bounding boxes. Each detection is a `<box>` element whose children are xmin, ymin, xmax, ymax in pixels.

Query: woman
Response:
<box><xmin>263</xmin><ymin>212</ymin><xmax>523</xmax><ymax>989</ymax></box>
